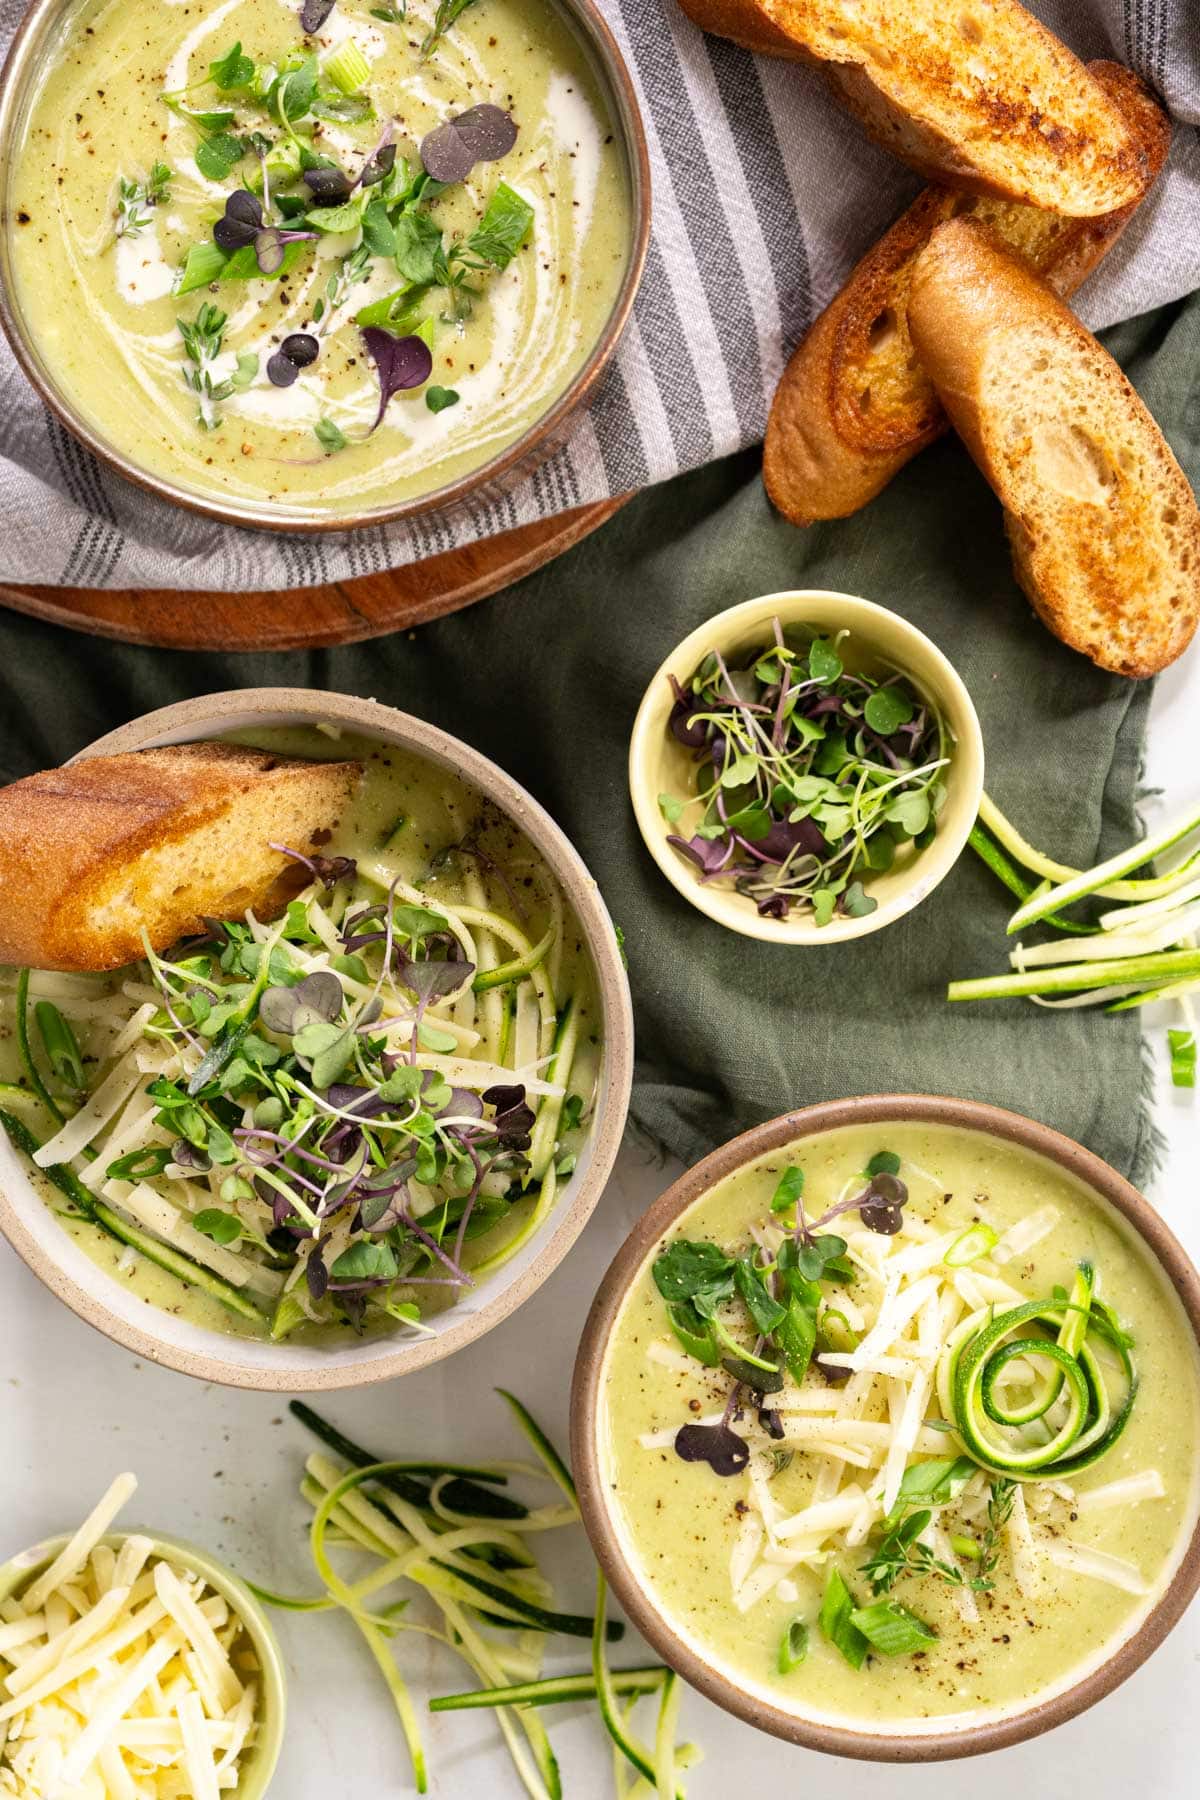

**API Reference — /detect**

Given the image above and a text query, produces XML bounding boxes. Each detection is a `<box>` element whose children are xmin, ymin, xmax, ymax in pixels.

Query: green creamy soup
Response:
<box><xmin>8</xmin><ymin>0</ymin><xmax>631</xmax><ymax>515</ymax></box>
<box><xmin>0</xmin><ymin>725</ymin><xmax>603</xmax><ymax>1344</ymax></box>
<box><xmin>600</xmin><ymin>1123</ymin><xmax>1200</xmax><ymax>1729</ymax></box>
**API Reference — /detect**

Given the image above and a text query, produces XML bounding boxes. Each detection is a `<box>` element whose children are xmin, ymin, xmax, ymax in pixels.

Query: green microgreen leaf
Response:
<box><xmin>210</xmin><ymin>42</ymin><xmax>255</xmax><ymax>90</ymax></box>
<box><xmin>426</xmin><ymin>385</ymin><xmax>459</xmax><ymax>413</ymax></box>
<box><xmin>770</xmin><ymin>1164</ymin><xmax>804</xmax><ymax>1216</ymax></box>
<box><xmin>314</xmin><ymin>417</ymin><xmax>349</xmax><ymax>454</ymax></box>
<box><xmin>807</xmin><ymin>637</ymin><xmax>843</xmax><ymax>683</ymax></box>
<box><xmin>329</xmin><ymin>1240</ymin><xmax>398</xmax><ymax>1281</ymax></box>
<box><xmin>193</xmin><ymin>1207</ymin><xmax>243</xmax><ymax>1246</ymax></box>
<box><xmin>864</xmin><ymin>686</ymin><xmax>916</xmax><ymax>736</ymax></box>
<box><xmin>865</xmin><ymin>1150</ymin><xmax>901</xmax><ymax>1178</ymax></box>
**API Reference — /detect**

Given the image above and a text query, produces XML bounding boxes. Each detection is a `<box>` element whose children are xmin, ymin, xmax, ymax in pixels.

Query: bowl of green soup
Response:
<box><xmin>0</xmin><ymin>687</ymin><xmax>633</xmax><ymax>1389</ymax></box>
<box><xmin>571</xmin><ymin>1096</ymin><xmax>1200</xmax><ymax>1759</ymax></box>
<box><xmin>0</xmin><ymin>0</ymin><xmax>648</xmax><ymax>529</ymax></box>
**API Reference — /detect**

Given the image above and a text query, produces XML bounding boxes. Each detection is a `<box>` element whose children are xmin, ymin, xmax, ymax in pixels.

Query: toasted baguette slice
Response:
<box><xmin>0</xmin><ymin>743</ymin><xmax>362</xmax><ymax>972</ymax></box>
<box><xmin>676</xmin><ymin>0</ymin><xmax>1147</xmax><ymax>214</ymax></box>
<box><xmin>907</xmin><ymin>219</ymin><xmax>1200</xmax><ymax>678</ymax></box>
<box><xmin>764</xmin><ymin>63</ymin><xmax>1170</xmax><ymax>526</ymax></box>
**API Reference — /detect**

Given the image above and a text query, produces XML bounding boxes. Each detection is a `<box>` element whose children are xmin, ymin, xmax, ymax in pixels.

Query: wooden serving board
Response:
<box><xmin>0</xmin><ymin>496</ymin><xmax>626</xmax><ymax>652</ymax></box>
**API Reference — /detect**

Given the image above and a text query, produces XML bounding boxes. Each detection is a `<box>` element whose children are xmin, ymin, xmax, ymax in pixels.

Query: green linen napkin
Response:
<box><xmin>3</xmin><ymin>296</ymin><xmax>1195</xmax><ymax>1188</ymax></box>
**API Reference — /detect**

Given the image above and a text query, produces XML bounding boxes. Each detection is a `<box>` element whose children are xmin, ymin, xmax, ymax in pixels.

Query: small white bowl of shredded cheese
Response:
<box><xmin>0</xmin><ymin>1474</ymin><xmax>285</xmax><ymax>1799</ymax></box>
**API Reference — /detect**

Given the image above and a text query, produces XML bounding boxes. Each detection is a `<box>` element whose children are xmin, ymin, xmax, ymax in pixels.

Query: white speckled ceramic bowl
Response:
<box><xmin>0</xmin><ymin>688</ymin><xmax>633</xmax><ymax>1390</ymax></box>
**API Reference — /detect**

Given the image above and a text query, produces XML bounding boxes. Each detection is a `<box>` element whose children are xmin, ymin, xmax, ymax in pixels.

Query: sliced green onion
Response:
<box><xmin>429</xmin><ymin>1669</ymin><xmax>666</xmax><ymax>1712</ymax></box>
<box><xmin>1169</xmin><ymin>1028</ymin><xmax>1196</xmax><ymax>1088</ymax></box>
<box><xmin>325</xmin><ymin>39</ymin><xmax>371</xmax><ymax>93</ymax></box>
<box><xmin>944</xmin><ymin>1222</ymin><xmax>999</xmax><ymax>1267</ymax></box>
<box><xmin>849</xmin><ymin>1600</ymin><xmax>937</xmax><ymax>1656</ymax></box>
<box><xmin>819</xmin><ymin>1566</ymin><xmax>867</xmax><ymax>1670</ymax></box>
<box><xmin>777</xmin><ymin>1616</ymin><xmax>809</xmax><ymax>1674</ymax></box>
<box><xmin>34</xmin><ymin>1001</ymin><xmax>86</xmax><ymax>1094</ymax></box>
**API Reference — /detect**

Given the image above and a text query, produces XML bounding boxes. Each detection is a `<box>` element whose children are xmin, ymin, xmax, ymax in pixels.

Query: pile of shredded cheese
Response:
<box><xmin>641</xmin><ymin>1188</ymin><xmax>1165</xmax><ymax>1619</ymax></box>
<box><xmin>0</xmin><ymin>1476</ymin><xmax>261</xmax><ymax>1798</ymax></box>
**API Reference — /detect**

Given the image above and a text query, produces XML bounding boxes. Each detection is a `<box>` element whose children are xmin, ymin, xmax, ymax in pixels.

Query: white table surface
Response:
<box><xmin>5</xmin><ymin>657</ymin><xmax>1199</xmax><ymax>1800</ymax></box>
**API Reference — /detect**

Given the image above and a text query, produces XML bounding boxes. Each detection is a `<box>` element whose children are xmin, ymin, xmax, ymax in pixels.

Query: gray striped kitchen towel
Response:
<box><xmin>1</xmin><ymin>0</ymin><xmax>1197</xmax><ymax>592</ymax></box>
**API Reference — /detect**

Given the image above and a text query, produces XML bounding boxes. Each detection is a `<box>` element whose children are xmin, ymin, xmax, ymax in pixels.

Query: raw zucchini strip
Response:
<box><xmin>428</xmin><ymin>1669</ymin><xmax>665</xmax><ymax>1712</ymax></box>
<box><xmin>937</xmin><ymin>1273</ymin><xmax>1136</xmax><ymax>1478</ymax></box>
<box><xmin>0</xmin><ymin>1109</ymin><xmax>262</xmax><ymax>1324</ymax></box>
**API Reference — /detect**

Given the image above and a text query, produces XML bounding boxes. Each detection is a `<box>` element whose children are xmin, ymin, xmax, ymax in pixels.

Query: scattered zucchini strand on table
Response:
<box><xmin>255</xmin><ymin>1394</ymin><xmax>698</xmax><ymax>1799</ymax></box>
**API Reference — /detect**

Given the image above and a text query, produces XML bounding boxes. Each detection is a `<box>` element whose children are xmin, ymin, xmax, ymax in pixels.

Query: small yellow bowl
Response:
<box><xmin>628</xmin><ymin>589</ymin><xmax>984</xmax><ymax>943</ymax></box>
<box><xmin>0</xmin><ymin>1530</ymin><xmax>286</xmax><ymax>1796</ymax></box>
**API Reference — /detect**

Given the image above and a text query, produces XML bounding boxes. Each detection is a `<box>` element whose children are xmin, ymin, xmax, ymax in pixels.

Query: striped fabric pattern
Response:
<box><xmin>0</xmin><ymin>0</ymin><xmax>1197</xmax><ymax>591</ymax></box>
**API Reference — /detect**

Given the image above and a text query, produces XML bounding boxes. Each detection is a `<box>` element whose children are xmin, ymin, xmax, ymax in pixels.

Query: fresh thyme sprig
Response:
<box><xmin>313</xmin><ymin>241</ymin><xmax>373</xmax><ymax>332</ymax></box>
<box><xmin>421</xmin><ymin>0</ymin><xmax>481</xmax><ymax>59</ymax></box>
<box><xmin>863</xmin><ymin>1475</ymin><xmax>1016</xmax><ymax>1596</ymax></box>
<box><xmin>176</xmin><ymin>304</ymin><xmax>256</xmax><ymax>428</ymax></box>
<box><xmin>115</xmin><ymin>162</ymin><xmax>172</xmax><ymax>239</ymax></box>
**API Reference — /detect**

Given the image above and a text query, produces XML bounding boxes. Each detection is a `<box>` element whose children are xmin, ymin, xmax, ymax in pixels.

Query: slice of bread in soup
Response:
<box><xmin>907</xmin><ymin>220</ymin><xmax>1200</xmax><ymax>679</ymax></box>
<box><xmin>0</xmin><ymin>743</ymin><xmax>363</xmax><ymax>972</ymax></box>
<box><xmin>675</xmin><ymin>0</ymin><xmax>1148</xmax><ymax>213</ymax></box>
<box><xmin>763</xmin><ymin>62</ymin><xmax>1169</xmax><ymax>525</ymax></box>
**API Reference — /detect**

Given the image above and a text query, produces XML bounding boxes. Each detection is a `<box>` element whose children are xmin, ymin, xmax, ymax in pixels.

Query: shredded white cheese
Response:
<box><xmin>0</xmin><ymin>1478</ymin><xmax>260</xmax><ymax>1798</ymax></box>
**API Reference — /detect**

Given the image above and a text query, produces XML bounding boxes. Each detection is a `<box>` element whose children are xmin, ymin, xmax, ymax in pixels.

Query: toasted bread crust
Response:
<box><xmin>763</xmin><ymin>62</ymin><xmax>1170</xmax><ymax>527</ymax></box>
<box><xmin>678</xmin><ymin>1</ymin><xmax>1147</xmax><ymax>214</ymax></box>
<box><xmin>675</xmin><ymin>0</ymin><xmax>804</xmax><ymax>55</ymax></box>
<box><xmin>0</xmin><ymin>743</ymin><xmax>362</xmax><ymax>972</ymax></box>
<box><xmin>907</xmin><ymin>219</ymin><xmax>1200</xmax><ymax>678</ymax></box>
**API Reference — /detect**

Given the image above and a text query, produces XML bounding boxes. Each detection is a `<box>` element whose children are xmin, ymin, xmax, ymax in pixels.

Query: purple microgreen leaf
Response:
<box><xmin>361</xmin><ymin>328</ymin><xmax>433</xmax><ymax>429</ymax></box>
<box><xmin>674</xmin><ymin>1423</ymin><xmax>749</xmax><ymax>1477</ymax></box>
<box><xmin>303</xmin><ymin>165</ymin><xmax>354</xmax><ymax>205</ymax></box>
<box><xmin>300</xmin><ymin>0</ymin><xmax>336</xmax><ymax>31</ymax></box>
<box><xmin>857</xmin><ymin>1171</ymin><xmax>908</xmax><ymax>1235</ymax></box>
<box><xmin>267</xmin><ymin>348</ymin><xmax>300</xmax><ymax>386</ymax></box>
<box><xmin>306</xmin><ymin>1244</ymin><xmax>329</xmax><ymax>1300</ymax></box>
<box><xmin>281</xmin><ymin>331</ymin><xmax>320</xmax><ymax>368</ymax></box>
<box><xmin>482</xmin><ymin>1082</ymin><xmax>534</xmax><ymax>1150</ymax></box>
<box><xmin>359</xmin><ymin>140</ymin><xmax>397</xmax><ymax>188</ymax></box>
<box><xmin>419</xmin><ymin>104</ymin><xmax>516</xmax><ymax>182</ymax></box>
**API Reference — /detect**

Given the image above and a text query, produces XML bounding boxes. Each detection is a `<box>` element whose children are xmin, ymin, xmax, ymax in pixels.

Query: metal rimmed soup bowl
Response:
<box><xmin>0</xmin><ymin>0</ymin><xmax>650</xmax><ymax>533</ymax></box>
<box><xmin>0</xmin><ymin>687</ymin><xmax>634</xmax><ymax>1390</ymax></box>
<box><xmin>571</xmin><ymin>1095</ymin><xmax>1200</xmax><ymax>1761</ymax></box>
